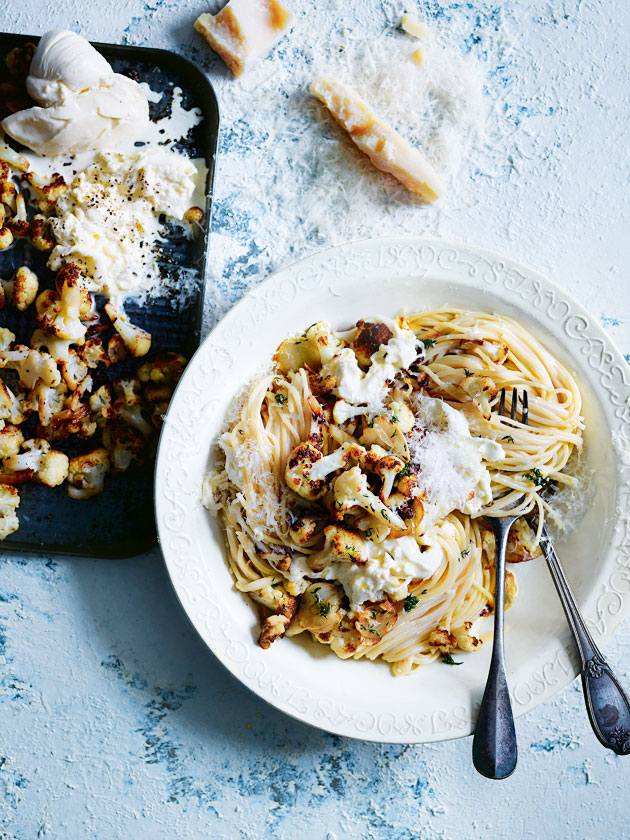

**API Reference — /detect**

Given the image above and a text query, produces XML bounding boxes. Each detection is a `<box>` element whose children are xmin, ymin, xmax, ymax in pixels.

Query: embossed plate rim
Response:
<box><xmin>155</xmin><ymin>237</ymin><xmax>630</xmax><ymax>743</ymax></box>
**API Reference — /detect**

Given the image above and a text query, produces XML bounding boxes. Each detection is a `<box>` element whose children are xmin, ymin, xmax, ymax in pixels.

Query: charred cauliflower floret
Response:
<box><xmin>59</xmin><ymin>350</ymin><xmax>88</xmax><ymax>391</ymax></box>
<box><xmin>0</xmin><ymin>224</ymin><xmax>14</xmax><ymax>250</ymax></box>
<box><xmin>287</xmin><ymin>582</ymin><xmax>343</xmax><ymax>636</ymax></box>
<box><xmin>22</xmin><ymin>170</ymin><xmax>67</xmax><ymax>212</ymax></box>
<box><xmin>460</xmin><ymin>374</ymin><xmax>497</xmax><ymax>420</ymax></box>
<box><xmin>36</xmin><ymin>268</ymin><xmax>87</xmax><ymax>343</ymax></box>
<box><xmin>0</xmin><ymin>345</ymin><xmax>61</xmax><ymax>388</ymax></box>
<box><xmin>0</xmin><ymin>424</ymin><xmax>23</xmax><ymax>457</ymax></box>
<box><xmin>6</xmin><ymin>190</ymin><xmax>29</xmax><ymax>238</ymax></box>
<box><xmin>250</xmin><ymin>585</ymin><xmax>298</xmax><ymax>649</ymax></box>
<box><xmin>0</xmin><ymin>328</ymin><xmax>15</xmax><ymax>351</ymax></box>
<box><xmin>0</xmin><ymin>484</ymin><xmax>19</xmax><ymax>539</ymax></box>
<box><xmin>104</xmin><ymin>303</ymin><xmax>151</xmax><ymax>358</ymax></box>
<box><xmin>3</xmin><ymin>438</ymin><xmax>69</xmax><ymax>487</ymax></box>
<box><xmin>32</xmin><ymin>381</ymin><xmax>67</xmax><ymax>427</ymax></box>
<box><xmin>1</xmin><ymin>266</ymin><xmax>39</xmax><ymax>311</ymax></box>
<box><xmin>361</xmin><ymin>415</ymin><xmax>409</xmax><ymax>459</ymax></box>
<box><xmin>504</xmin><ymin>570</ymin><xmax>517</xmax><ymax>609</ymax></box>
<box><xmin>30</xmin><ymin>214</ymin><xmax>55</xmax><ymax>251</ymax></box>
<box><xmin>0</xmin><ymin>382</ymin><xmax>28</xmax><ymax>425</ymax></box>
<box><xmin>452</xmin><ymin>621</ymin><xmax>482</xmax><ymax>652</ymax></box>
<box><xmin>351</xmin><ymin>319</ymin><xmax>394</xmax><ymax>367</ymax></box>
<box><xmin>67</xmin><ymin>448</ymin><xmax>110</xmax><ymax>499</ymax></box>
<box><xmin>102</xmin><ymin>425</ymin><xmax>144</xmax><ymax>472</ymax></box>
<box><xmin>30</xmin><ymin>329</ymin><xmax>73</xmax><ymax>363</ymax></box>
<box><xmin>183</xmin><ymin>206</ymin><xmax>203</xmax><ymax>225</ymax></box>
<box><xmin>77</xmin><ymin>336</ymin><xmax>109</xmax><ymax>369</ymax></box>
<box><xmin>112</xmin><ymin>378</ymin><xmax>152</xmax><ymax>437</ymax></box>
<box><xmin>285</xmin><ymin>442</ymin><xmax>327</xmax><ymax>500</ymax></box>
<box><xmin>427</xmin><ymin>626</ymin><xmax>457</xmax><ymax>654</ymax></box>
<box><xmin>137</xmin><ymin>352</ymin><xmax>186</xmax><ymax>385</ymax></box>
<box><xmin>332</xmin><ymin>466</ymin><xmax>406</xmax><ymax>531</ymax></box>
<box><xmin>308</xmin><ymin>523</ymin><xmax>369</xmax><ymax>572</ymax></box>
<box><xmin>353</xmin><ymin>599</ymin><xmax>397</xmax><ymax>642</ymax></box>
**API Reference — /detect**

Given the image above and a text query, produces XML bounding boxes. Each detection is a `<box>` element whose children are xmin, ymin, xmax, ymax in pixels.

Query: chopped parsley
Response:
<box><xmin>502</xmin><ymin>435</ymin><xmax>515</xmax><ymax>443</ymax></box>
<box><xmin>381</xmin><ymin>510</ymin><xmax>390</xmax><ymax>521</ymax></box>
<box><xmin>317</xmin><ymin>601</ymin><xmax>331</xmax><ymax>618</ymax></box>
<box><xmin>463</xmin><ymin>368</ymin><xmax>473</xmax><ymax>377</ymax></box>
<box><xmin>524</xmin><ymin>468</ymin><xmax>549</xmax><ymax>487</ymax></box>
<box><xmin>423</xmin><ymin>338</ymin><xmax>436</xmax><ymax>349</ymax></box>
<box><xmin>460</xmin><ymin>549</ymin><xmax>470</xmax><ymax>558</ymax></box>
<box><xmin>367</xmin><ymin>417</ymin><xmax>375</xmax><ymax>428</ymax></box>
<box><xmin>421</xmin><ymin>589</ymin><xmax>428</xmax><ymax>595</ymax></box>
<box><xmin>274</xmin><ymin>393</ymin><xmax>287</xmax><ymax>405</ymax></box>
<box><xmin>441</xmin><ymin>653</ymin><xmax>463</xmax><ymax>666</ymax></box>
<box><xmin>398</xmin><ymin>461</ymin><xmax>412</xmax><ymax>478</ymax></box>
<box><xmin>403</xmin><ymin>595</ymin><xmax>419</xmax><ymax>612</ymax></box>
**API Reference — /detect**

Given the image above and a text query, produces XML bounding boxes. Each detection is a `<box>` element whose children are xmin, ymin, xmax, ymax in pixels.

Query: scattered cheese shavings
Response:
<box><xmin>310</xmin><ymin>76</ymin><xmax>444</xmax><ymax>202</ymax></box>
<box><xmin>401</xmin><ymin>14</ymin><xmax>430</xmax><ymax>40</ymax></box>
<box><xmin>411</xmin><ymin>48</ymin><xmax>423</xmax><ymax>65</ymax></box>
<box><xmin>194</xmin><ymin>0</ymin><xmax>294</xmax><ymax>77</ymax></box>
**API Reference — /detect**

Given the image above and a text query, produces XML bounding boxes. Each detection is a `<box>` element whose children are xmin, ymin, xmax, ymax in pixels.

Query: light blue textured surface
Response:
<box><xmin>1</xmin><ymin>1</ymin><xmax>629</xmax><ymax>838</ymax></box>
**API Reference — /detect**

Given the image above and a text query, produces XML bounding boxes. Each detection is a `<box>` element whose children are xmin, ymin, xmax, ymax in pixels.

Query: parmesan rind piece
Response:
<box><xmin>401</xmin><ymin>14</ymin><xmax>430</xmax><ymax>39</ymax></box>
<box><xmin>310</xmin><ymin>77</ymin><xmax>444</xmax><ymax>202</ymax></box>
<box><xmin>194</xmin><ymin>0</ymin><xmax>294</xmax><ymax>77</ymax></box>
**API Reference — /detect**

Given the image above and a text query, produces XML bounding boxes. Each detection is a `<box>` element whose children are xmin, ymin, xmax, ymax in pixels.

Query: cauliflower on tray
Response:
<box><xmin>0</xmin><ymin>140</ymin><xmax>189</xmax><ymax>541</ymax></box>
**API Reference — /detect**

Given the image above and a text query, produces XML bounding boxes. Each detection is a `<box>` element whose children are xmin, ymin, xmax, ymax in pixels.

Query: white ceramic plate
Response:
<box><xmin>155</xmin><ymin>238</ymin><xmax>630</xmax><ymax>743</ymax></box>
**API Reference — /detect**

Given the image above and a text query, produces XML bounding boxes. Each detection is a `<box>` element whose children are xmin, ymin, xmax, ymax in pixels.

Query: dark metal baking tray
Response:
<box><xmin>0</xmin><ymin>33</ymin><xmax>219</xmax><ymax>557</ymax></box>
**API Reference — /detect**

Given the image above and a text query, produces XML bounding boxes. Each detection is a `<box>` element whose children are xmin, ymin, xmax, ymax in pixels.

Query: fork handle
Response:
<box><xmin>472</xmin><ymin>521</ymin><xmax>518</xmax><ymax>778</ymax></box>
<box><xmin>540</xmin><ymin>525</ymin><xmax>630</xmax><ymax>755</ymax></box>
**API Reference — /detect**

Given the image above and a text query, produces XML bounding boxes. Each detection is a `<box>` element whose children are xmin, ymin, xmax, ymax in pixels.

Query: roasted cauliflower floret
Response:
<box><xmin>30</xmin><ymin>329</ymin><xmax>72</xmax><ymax>363</ymax></box>
<box><xmin>285</xmin><ymin>442</ymin><xmax>327</xmax><ymax>500</ymax></box>
<box><xmin>137</xmin><ymin>352</ymin><xmax>186</xmax><ymax>385</ymax></box>
<box><xmin>504</xmin><ymin>570</ymin><xmax>517</xmax><ymax>609</ymax></box>
<box><xmin>427</xmin><ymin>626</ymin><xmax>457</xmax><ymax>654</ymax></box>
<box><xmin>59</xmin><ymin>350</ymin><xmax>88</xmax><ymax>391</ymax></box>
<box><xmin>258</xmin><ymin>614</ymin><xmax>292</xmax><ymax>649</ymax></box>
<box><xmin>184</xmin><ymin>206</ymin><xmax>204</xmax><ymax>225</ymax></box>
<box><xmin>0</xmin><ymin>484</ymin><xmax>19</xmax><ymax>539</ymax></box>
<box><xmin>77</xmin><ymin>336</ymin><xmax>109</xmax><ymax>369</ymax></box>
<box><xmin>308</xmin><ymin>523</ymin><xmax>369</xmax><ymax>572</ymax></box>
<box><xmin>32</xmin><ymin>381</ymin><xmax>67</xmax><ymax>426</ymax></box>
<box><xmin>506</xmin><ymin>518</ymin><xmax>543</xmax><ymax>563</ymax></box>
<box><xmin>102</xmin><ymin>425</ymin><xmax>144</xmax><ymax>472</ymax></box>
<box><xmin>0</xmin><ymin>424</ymin><xmax>23</xmax><ymax>457</ymax></box>
<box><xmin>0</xmin><ymin>345</ymin><xmax>61</xmax><ymax>388</ymax></box>
<box><xmin>288</xmin><ymin>510</ymin><xmax>324</xmax><ymax>546</ymax></box>
<box><xmin>6</xmin><ymin>190</ymin><xmax>29</xmax><ymax>238</ymax></box>
<box><xmin>452</xmin><ymin>621</ymin><xmax>482</xmax><ymax>652</ymax></box>
<box><xmin>67</xmin><ymin>448</ymin><xmax>110</xmax><ymax>499</ymax></box>
<box><xmin>36</xmin><ymin>268</ymin><xmax>87</xmax><ymax>343</ymax></box>
<box><xmin>30</xmin><ymin>214</ymin><xmax>55</xmax><ymax>251</ymax></box>
<box><xmin>2</xmin><ymin>266</ymin><xmax>39</xmax><ymax>311</ymax></box>
<box><xmin>22</xmin><ymin>170</ymin><xmax>68</xmax><ymax>212</ymax></box>
<box><xmin>361</xmin><ymin>415</ymin><xmax>409</xmax><ymax>459</ymax></box>
<box><xmin>460</xmin><ymin>374</ymin><xmax>497</xmax><ymax>420</ymax></box>
<box><xmin>354</xmin><ymin>599</ymin><xmax>397</xmax><ymax>642</ymax></box>
<box><xmin>3</xmin><ymin>439</ymin><xmax>69</xmax><ymax>487</ymax></box>
<box><xmin>89</xmin><ymin>384</ymin><xmax>115</xmax><ymax>420</ymax></box>
<box><xmin>250</xmin><ymin>584</ymin><xmax>298</xmax><ymax>649</ymax></box>
<box><xmin>351</xmin><ymin>319</ymin><xmax>394</xmax><ymax>367</ymax></box>
<box><xmin>387</xmin><ymin>401</ymin><xmax>415</xmax><ymax>433</ymax></box>
<box><xmin>112</xmin><ymin>379</ymin><xmax>152</xmax><ymax>437</ymax></box>
<box><xmin>0</xmin><ymin>224</ymin><xmax>14</xmax><ymax>250</ymax></box>
<box><xmin>332</xmin><ymin>466</ymin><xmax>406</xmax><ymax>530</ymax></box>
<box><xmin>0</xmin><ymin>382</ymin><xmax>28</xmax><ymax>425</ymax></box>
<box><xmin>0</xmin><ymin>328</ymin><xmax>15</xmax><ymax>351</ymax></box>
<box><xmin>287</xmin><ymin>582</ymin><xmax>343</xmax><ymax>636</ymax></box>
<box><xmin>104</xmin><ymin>303</ymin><xmax>151</xmax><ymax>358</ymax></box>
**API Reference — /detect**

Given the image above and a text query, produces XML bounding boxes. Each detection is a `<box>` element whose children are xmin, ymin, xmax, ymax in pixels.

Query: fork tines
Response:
<box><xmin>498</xmin><ymin>387</ymin><xmax>528</xmax><ymax>425</ymax></box>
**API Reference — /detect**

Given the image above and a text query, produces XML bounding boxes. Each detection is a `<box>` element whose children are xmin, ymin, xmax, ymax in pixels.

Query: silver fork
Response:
<box><xmin>472</xmin><ymin>387</ymin><xmax>525</xmax><ymax>779</ymax></box>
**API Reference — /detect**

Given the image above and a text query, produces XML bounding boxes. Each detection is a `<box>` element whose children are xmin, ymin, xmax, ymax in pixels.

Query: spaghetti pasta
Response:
<box><xmin>203</xmin><ymin>309</ymin><xmax>584</xmax><ymax>674</ymax></box>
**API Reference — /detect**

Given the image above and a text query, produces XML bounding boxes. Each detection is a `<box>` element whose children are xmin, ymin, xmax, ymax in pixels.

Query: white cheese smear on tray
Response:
<box><xmin>1</xmin><ymin>29</ymin><xmax>206</xmax><ymax>307</ymax></box>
